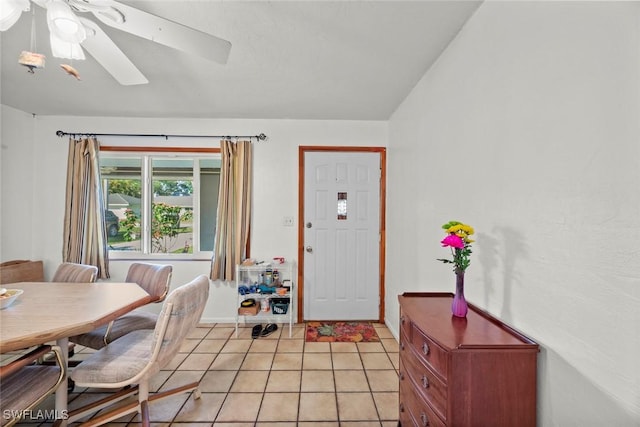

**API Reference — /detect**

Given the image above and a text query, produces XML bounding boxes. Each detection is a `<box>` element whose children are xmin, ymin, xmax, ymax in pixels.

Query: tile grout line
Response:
<box><xmin>21</xmin><ymin>322</ymin><xmax>399</xmax><ymax>426</ymax></box>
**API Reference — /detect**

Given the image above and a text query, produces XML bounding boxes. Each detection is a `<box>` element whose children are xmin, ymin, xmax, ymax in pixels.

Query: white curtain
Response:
<box><xmin>62</xmin><ymin>137</ymin><xmax>110</xmax><ymax>279</ymax></box>
<box><xmin>210</xmin><ymin>139</ymin><xmax>252</xmax><ymax>281</ymax></box>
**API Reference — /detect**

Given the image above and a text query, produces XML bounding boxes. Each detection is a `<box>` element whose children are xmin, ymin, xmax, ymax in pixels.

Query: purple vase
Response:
<box><xmin>452</xmin><ymin>270</ymin><xmax>468</xmax><ymax>317</ymax></box>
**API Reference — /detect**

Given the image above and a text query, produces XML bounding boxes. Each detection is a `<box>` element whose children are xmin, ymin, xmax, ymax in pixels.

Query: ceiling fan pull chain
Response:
<box><xmin>30</xmin><ymin>6</ymin><xmax>36</xmax><ymax>52</ymax></box>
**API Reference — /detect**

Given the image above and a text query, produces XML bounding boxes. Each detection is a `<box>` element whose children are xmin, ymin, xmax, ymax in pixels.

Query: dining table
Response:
<box><xmin>0</xmin><ymin>281</ymin><xmax>154</xmax><ymax>426</ymax></box>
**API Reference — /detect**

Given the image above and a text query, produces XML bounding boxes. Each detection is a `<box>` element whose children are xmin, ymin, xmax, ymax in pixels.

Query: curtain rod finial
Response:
<box><xmin>257</xmin><ymin>133</ymin><xmax>267</xmax><ymax>141</ymax></box>
<box><xmin>56</xmin><ymin>130</ymin><xmax>64</xmax><ymax>137</ymax></box>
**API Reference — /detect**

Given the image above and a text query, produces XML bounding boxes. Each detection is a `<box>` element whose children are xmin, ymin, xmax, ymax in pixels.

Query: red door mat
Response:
<box><xmin>305</xmin><ymin>321</ymin><xmax>380</xmax><ymax>342</ymax></box>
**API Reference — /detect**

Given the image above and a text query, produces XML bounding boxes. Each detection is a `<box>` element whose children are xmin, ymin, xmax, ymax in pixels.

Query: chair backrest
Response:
<box><xmin>0</xmin><ymin>260</ymin><xmax>44</xmax><ymax>284</ymax></box>
<box><xmin>125</xmin><ymin>263</ymin><xmax>172</xmax><ymax>302</ymax></box>
<box><xmin>151</xmin><ymin>275</ymin><xmax>209</xmax><ymax>367</ymax></box>
<box><xmin>0</xmin><ymin>345</ymin><xmax>66</xmax><ymax>426</ymax></box>
<box><xmin>52</xmin><ymin>262</ymin><xmax>99</xmax><ymax>283</ymax></box>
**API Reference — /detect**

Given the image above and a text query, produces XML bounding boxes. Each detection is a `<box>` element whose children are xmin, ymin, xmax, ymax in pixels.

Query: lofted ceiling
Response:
<box><xmin>0</xmin><ymin>1</ymin><xmax>482</xmax><ymax>120</ymax></box>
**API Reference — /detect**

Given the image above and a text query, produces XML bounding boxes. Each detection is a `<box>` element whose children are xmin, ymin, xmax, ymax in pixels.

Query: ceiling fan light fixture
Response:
<box><xmin>46</xmin><ymin>0</ymin><xmax>86</xmax><ymax>43</ymax></box>
<box><xmin>0</xmin><ymin>0</ymin><xmax>30</xmax><ymax>31</ymax></box>
<box><xmin>18</xmin><ymin>50</ymin><xmax>46</xmax><ymax>73</ymax></box>
<box><xmin>50</xmin><ymin>32</ymin><xmax>86</xmax><ymax>60</ymax></box>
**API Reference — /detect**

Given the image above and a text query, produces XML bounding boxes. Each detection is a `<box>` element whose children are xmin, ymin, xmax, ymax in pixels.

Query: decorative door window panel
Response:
<box><xmin>337</xmin><ymin>192</ymin><xmax>348</xmax><ymax>220</ymax></box>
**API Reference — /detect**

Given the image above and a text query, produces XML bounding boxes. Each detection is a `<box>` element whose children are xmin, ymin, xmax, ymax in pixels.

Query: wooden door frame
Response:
<box><xmin>297</xmin><ymin>146</ymin><xmax>387</xmax><ymax>323</ymax></box>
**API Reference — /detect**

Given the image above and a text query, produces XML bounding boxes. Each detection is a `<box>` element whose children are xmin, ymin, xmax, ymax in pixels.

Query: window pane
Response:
<box><xmin>100</xmin><ymin>157</ymin><xmax>142</xmax><ymax>252</ymax></box>
<box><xmin>100</xmin><ymin>152</ymin><xmax>220</xmax><ymax>256</ymax></box>
<box><xmin>151</xmin><ymin>158</ymin><xmax>194</xmax><ymax>254</ymax></box>
<box><xmin>199</xmin><ymin>158</ymin><xmax>220</xmax><ymax>252</ymax></box>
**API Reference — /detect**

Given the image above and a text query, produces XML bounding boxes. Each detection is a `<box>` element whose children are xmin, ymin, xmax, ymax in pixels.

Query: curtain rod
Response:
<box><xmin>56</xmin><ymin>130</ymin><xmax>268</xmax><ymax>141</ymax></box>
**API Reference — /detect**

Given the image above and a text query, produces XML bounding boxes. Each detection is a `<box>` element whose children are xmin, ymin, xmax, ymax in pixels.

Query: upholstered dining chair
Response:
<box><xmin>66</xmin><ymin>274</ymin><xmax>210</xmax><ymax>427</ymax></box>
<box><xmin>52</xmin><ymin>262</ymin><xmax>99</xmax><ymax>283</ymax></box>
<box><xmin>70</xmin><ymin>262</ymin><xmax>172</xmax><ymax>350</ymax></box>
<box><xmin>0</xmin><ymin>345</ymin><xmax>66</xmax><ymax>427</ymax></box>
<box><xmin>48</xmin><ymin>262</ymin><xmax>99</xmax><ymax>359</ymax></box>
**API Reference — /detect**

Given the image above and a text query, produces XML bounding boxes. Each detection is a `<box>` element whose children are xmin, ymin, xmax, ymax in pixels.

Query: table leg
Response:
<box><xmin>55</xmin><ymin>337</ymin><xmax>69</xmax><ymax>427</ymax></box>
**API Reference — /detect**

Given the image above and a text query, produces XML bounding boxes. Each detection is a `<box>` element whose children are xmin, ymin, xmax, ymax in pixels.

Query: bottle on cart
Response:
<box><xmin>273</xmin><ymin>269</ymin><xmax>280</xmax><ymax>286</ymax></box>
<box><xmin>261</xmin><ymin>296</ymin><xmax>270</xmax><ymax>312</ymax></box>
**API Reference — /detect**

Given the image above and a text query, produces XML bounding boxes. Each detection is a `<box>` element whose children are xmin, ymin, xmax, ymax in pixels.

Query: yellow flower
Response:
<box><xmin>447</xmin><ymin>224</ymin><xmax>464</xmax><ymax>234</ymax></box>
<box><xmin>461</xmin><ymin>224</ymin><xmax>474</xmax><ymax>235</ymax></box>
<box><xmin>448</xmin><ymin>223</ymin><xmax>474</xmax><ymax>236</ymax></box>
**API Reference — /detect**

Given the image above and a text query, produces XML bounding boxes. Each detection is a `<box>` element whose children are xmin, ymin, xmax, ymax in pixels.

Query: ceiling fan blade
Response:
<box><xmin>89</xmin><ymin>1</ymin><xmax>231</xmax><ymax>65</ymax></box>
<box><xmin>79</xmin><ymin>17</ymin><xmax>148</xmax><ymax>85</ymax></box>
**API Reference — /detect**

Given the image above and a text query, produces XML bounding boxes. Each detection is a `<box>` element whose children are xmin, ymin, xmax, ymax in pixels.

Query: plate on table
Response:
<box><xmin>0</xmin><ymin>289</ymin><xmax>24</xmax><ymax>309</ymax></box>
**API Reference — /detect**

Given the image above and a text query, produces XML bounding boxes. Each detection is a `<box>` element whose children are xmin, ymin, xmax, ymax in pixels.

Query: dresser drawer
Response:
<box><xmin>399</xmin><ymin>372</ymin><xmax>446</xmax><ymax>427</ymax></box>
<box><xmin>401</xmin><ymin>344</ymin><xmax>447</xmax><ymax>420</ymax></box>
<box><xmin>410</xmin><ymin>323</ymin><xmax>448</xmax><ymax>380</ymax></box>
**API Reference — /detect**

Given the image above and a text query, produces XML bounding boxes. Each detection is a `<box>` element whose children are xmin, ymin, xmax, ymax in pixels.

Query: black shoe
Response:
<box><xmin>261</xmin><ymin>323</ymin><xmax>278</xmax><ymax>337</ymax></box>
<box><xmin>252</xmin><ymin>324</ymin><xmax>263</xmax><ymax>339</ymax></box>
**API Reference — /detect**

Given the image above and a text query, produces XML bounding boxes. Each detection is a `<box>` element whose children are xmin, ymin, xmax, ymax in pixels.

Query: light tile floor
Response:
<box><xmin>12</xmin><ymin>322</ymin><xmax>400</xmax><ymax>426</ymax></box>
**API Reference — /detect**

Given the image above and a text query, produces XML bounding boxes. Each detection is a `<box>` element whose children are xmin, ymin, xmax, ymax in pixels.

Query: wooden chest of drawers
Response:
<box><xmin>398</xmin><ymin>293</ymin><xmax>539</xmax><ymax>427</ymax></box>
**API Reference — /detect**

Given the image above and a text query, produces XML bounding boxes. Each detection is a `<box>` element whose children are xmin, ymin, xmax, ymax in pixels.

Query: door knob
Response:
<box><xmin>305</xmin><ymin>246</ymin><xmax>313</xmax><ymax>253</ymax></box>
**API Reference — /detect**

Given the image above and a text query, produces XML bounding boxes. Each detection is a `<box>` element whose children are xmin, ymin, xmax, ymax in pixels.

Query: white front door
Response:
<box><xmin>303</xmin><ymin>150</ymin><xmax>381</xmax><ymax>320</ymax></box>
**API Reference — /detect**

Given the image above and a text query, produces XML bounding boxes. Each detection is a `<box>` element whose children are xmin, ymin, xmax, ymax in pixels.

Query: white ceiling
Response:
<box><xmin>0</xmin><ymin>1</ymin><xmax>481</xmax><ymax>120</ymax></box>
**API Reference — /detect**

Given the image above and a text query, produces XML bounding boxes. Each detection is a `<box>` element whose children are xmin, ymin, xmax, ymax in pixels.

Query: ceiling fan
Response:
<box><xmin>0</xmin><ymin>0</ymin><xmax>232</xmax><ymax>85</ymax></box>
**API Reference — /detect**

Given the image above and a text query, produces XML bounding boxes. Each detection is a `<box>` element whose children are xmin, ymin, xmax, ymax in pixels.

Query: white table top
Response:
<box><xmin>0</xmin><ymin>281</ymin><xmax>153</xmax><ymax>353</ymax></box>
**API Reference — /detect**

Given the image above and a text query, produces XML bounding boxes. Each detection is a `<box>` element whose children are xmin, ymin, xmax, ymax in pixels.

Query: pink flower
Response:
<box><xmin>441</xmin><ymin>234</ymin><xmax>464</xmax><ymax>249</ymax></box>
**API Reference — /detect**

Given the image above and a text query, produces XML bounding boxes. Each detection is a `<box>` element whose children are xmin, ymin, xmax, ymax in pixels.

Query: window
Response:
<box><xmin>100</xmin><ymin>149</ymin><xmax>220</xmax><ymax>258</ymax></box>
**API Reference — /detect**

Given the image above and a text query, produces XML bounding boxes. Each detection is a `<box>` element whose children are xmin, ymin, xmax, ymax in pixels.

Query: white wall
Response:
<box><xmin>387</xmin><ymin>1</ymin><xmax>639</xmax><ymax>425</ymax></box>
<box><xmin>1</xmin><ymin>106</ymin><xmax>36</xmax><ymax>260</ymax></box>
<box><xmin>0</xmin><ymin>110</ymin><xmax>387</xmax><ymax>324</ymax></box>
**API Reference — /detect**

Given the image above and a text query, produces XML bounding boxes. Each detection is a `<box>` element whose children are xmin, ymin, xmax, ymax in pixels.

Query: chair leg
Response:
<box><xmin>140</xmin><ymin>400</ymin><xmax>150</xmax><ymax>427</ymax></box>
<box><xmin>138</xmin><ymin>379</ymin><xmax>149</xmax><ymax>402</ymax></box>
<box><xmin>66</xmin><ymin>382</ymin><xmax>200</xmax><ymax>426</ymax></box>
<box><xmin>64</xmin><ymin>386</ymin><xmax>138</xmax><ymax>425</ymax></box>
<box><xmin>76</xmin><ymin>400</ymin><xmax>140</xmax><ymax>427</ymax></box>
<box><xmin>147</xmin><ymin>381</ymin><xmax>200</xmax><ymax>402</ymax></box>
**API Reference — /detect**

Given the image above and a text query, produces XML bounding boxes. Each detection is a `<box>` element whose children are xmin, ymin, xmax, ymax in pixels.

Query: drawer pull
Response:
<box><xmin>401</xmin><ymin>343</ymin><xmax>405</xmax><ymax>351</ymax></box>
<box><xmin>422</xmin><ymin>341</ymin><xmax>430</xmax><ymax>355</ymax></box>
<box><xmin>400</xmin><ymin>372</ymin><xmax>405</xmax><ymax>381</ymax></box>
<box><xmin>400</xmin><ymin>403</ymin><xmax>405</xmax><ymax>413</ymax></box>
<box><xmin>401</xmin><ymin>316</ymin><xmax>405</xmax><ymax>324</ymax></box>
<box><xmin>421</xmin><ymin>374</ymin><xmax>430</xmax><ymax>389</ymax></box>
<box><xmin>421</xmin><ymin>412</ymin><xmax>429</xmax><ymax>426</ymax></box>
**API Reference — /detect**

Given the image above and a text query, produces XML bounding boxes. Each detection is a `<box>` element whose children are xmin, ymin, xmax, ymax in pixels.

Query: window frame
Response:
<box><xmin>100</xmin><ymin>145</ymin><xmax>221</xmax><ymax>261</ymax></box>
